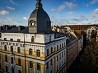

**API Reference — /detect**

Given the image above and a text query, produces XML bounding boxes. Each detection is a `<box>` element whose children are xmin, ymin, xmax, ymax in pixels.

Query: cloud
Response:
<box><xmin>80</xmin><ymin>15</ymin><xmax>88</xmax><ymax>21</ymax></box>
<box><xmin>70</xmin><ymin>17</ymin><xmax>80</xmax><ymax>21</ymax></box>
<box><xmin>52</xmin><ymin>2</ymin><xmax>77</xmax><ymax>11</ymax></box>
<box><xmin>91</xmin><ymin>0</ymin><xmax>98</xmax><ymax>4</ymax></box>
<box><xmin>66</xmin><ymin>12</ymin><xmax>73</xmax><ymax>14</ymax></box>
<box><xmin>0</xmin><ymin>10</ymin><xmax>9</xmax><ymax>15</ymax></box>
<box><xmin>0</xmin><ymin>18</ymin><xmax>13</xmax><ymax>25</ymax></box>
<box><xmin>23</xmin><ymin>17</ymin><xmax>28</xmax><ymax>20</ymax></box>
<box><xmin>64</xmin><ymin>2</ymin><xmax>77</xmax><ymax>9</ymax></box>
<box><xmin>6</xmin><ymin>6</ymin><xmax>15</xmax><ymax>10</ymax></box>
<box><xmin>9</xmin><ymin>0</ymin><xmax>16</xmax><ymax>4</ymax></box>
<box><xmin>0</xmin><ymin>18</ymin><xmax>27</xmax><ymax>26</ymax></box>
<box><xmin>93</xmin><ymin>8</ymin><xmax>98</xmax><ymax>16</ymax></box>
<box><xmin>85</xmin><ymin>4</ymin><xmax>89</xmax><ymax>7</ymax></box>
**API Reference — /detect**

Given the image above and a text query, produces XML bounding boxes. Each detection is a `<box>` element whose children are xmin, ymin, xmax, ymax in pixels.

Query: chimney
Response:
<box><xmin>5</xmin><ymin>25</ymin><xmax>9</xmax><ymax>30</ymax></box>
<box><xmin>18</xmin><ymin>26</ymin><xmax>25</xmax><ymax>31</ymax></box>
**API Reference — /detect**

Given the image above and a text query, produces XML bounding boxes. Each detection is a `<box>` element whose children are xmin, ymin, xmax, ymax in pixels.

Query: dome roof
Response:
<box><xmin>29</xmin><ymin>8</ymin><xmax>50</xmax><ymax>21</ymax></box>
<box><xmin>28</xmin><ymin>0</ymin><xmax>51</xmax><ymax>33</ymax></box>
<box><xmin>29</xmin><ymin>0</ymin><xmax>50</xmax><ymax>21</ymax></box>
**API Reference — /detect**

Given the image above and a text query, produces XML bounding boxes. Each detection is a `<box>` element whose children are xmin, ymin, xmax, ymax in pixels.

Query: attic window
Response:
<box><xmin>30</xmin><ymin>21</ymin><xmax>35</xmax><ymax>26</ymax></box>
<box><xmin>31</xmin><ymin>36</ymin><xmax>34</xmax><ymax>43</ymax></box>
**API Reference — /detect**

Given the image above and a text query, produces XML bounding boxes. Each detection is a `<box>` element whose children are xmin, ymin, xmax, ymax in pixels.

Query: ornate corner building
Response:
<box><xmin>0</xmin><ymin>0</ymin><xmax>67</xmax><ymax>73</ymax></box>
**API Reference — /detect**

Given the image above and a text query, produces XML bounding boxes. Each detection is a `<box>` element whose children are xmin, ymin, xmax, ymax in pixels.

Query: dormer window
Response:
<box><xmin>31</xmin><ymin>36</ymin><xmax>34</xmax><ymax>43</ymax></box>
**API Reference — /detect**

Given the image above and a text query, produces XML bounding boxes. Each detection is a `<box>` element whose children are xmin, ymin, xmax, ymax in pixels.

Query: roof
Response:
<box><xmin>61</xmin><ymin>24</ymin><xmax>98</xmax><ymax>30</ymax></box>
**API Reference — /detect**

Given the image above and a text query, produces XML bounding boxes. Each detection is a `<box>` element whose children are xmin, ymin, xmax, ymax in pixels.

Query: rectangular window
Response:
<box><xmin>18</xmin><ymin>58</ymin><xmax>21</xmax><ymax>66</ymax></box>
<box><xmin>5</xmin><ymin>55</ymin><xmax>7</xmax><ymax>62</ymax></box>
<box><xmin>64</xmin><ymin>51</ymin><xmax>65</xmax><ymax>55</ymax></box>
<box><xmin>60</xmin><ymin>54</ymin><xmax>61</xmax><ymax>59</ymax></box>
<box><xmin>62</xmin><ymin>52</ymin><xmax>63</xmax><ymax>57</ymax></box>
<box><xmin>51</xmin><ymin>59</ymin><xmax>52</xmax><ymax>65</ymax></box>
<box><xmin>57</xmin><ymin>56</ymin><xmax>58</xmax><ymax>61</ymax></box>
<box><xmin>11</xmin><ymin>46</ymin><xmax>13</xmax><ymax>53</ymax></box>
<box><xmin>51</xmin><ymin>70</ymin><xmax>52</xmax><ymax>73</ymax></box>
<box><xmin>18</xmin><ymin>70</ymin><xmax>21</xmax><ymax>73</ymax></box>
<box><xmin>47</xmin><ymin>49</ymin><xmax>49</xmax><ymax>56</ymax></box>
<box><xmin>51</xmin><ymin>47</ymin><xmax>53</xmax><ymax>54</ymax></box>
<box><xmin>62</xmin><ymin>43</ymin><xmax>63</xmax><ymax>48</ymax></box>
<box><xmin>47</xmin><ymin>62</ymin><xmax>49</xmax><ymax>69</ymax></box>
<box><xmin>0</xmin><ymin>54</ymin><xmax>1</xmax><ymax>61</ymax></box>
<box><xmin>4</xmin><ymin>45</ymin><xmax>7</xmax><ymax>51</ymax></box>
<box><xmin>64</xmin><ymin>42</ymin><xmax>66</xmax><ymax>47</ymax></box>
<box><xmin>57</xmin><ymin>45</ymin><xmax>59</xmax><ymax>51</ymax></box>
<box><xmin>17</xmin><ymin>39</ymin><xmax>20</xmax><ymax>42</ymax></box>
<box><xmin>0</xmin><ymin>63</ymin><xmax>1</xmax><ymax>69</ymax></box>
<box><xmin>12</xmin><ymin>68</ymin><xmax>14</xmax><ymax>73</ymax></box>
<box><xmin>37</xmin><ymin>63</ymin><xmax>40</xmax><ymax>71</ymax></box>
<box><xmin>13</xmin><ymin>43</ymin><xmax>15</xmax><ymax>46</ymax></box>
<box><xmin>30</xmin><ymin>61</ymin><xmax>33</xmax><ymax>68</ymax></box>
<box><xmin>6</xmin><ymin>66</ymin><xmax>8</xmax><ymax>72</ymax></box>
<box><xmin>60</xmin><ymin>44</ymin><xmax>61</xmax><ymax>49</ymax></box>
<box><xmin>11</xmin><ymin>57</ymin><xmax>13</xmax><ymax>64</ymax></box>
<box><xmin>18</xmin><ymin>47</ymin><xmax>20</xmax><ymax>53</ymax></box>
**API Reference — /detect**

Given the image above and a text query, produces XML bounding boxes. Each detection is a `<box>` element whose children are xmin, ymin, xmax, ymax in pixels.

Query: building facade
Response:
<box><xmin>0</xmin><ymin>0</ymin><xmax>67</xmax><ymax>73</ymax></box>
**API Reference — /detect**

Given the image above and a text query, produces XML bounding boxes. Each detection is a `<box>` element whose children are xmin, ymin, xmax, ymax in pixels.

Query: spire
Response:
<box><xmin>36</xmin><ymin>0</ymin><xmax>42</xmax><ymax>9</ymax></box>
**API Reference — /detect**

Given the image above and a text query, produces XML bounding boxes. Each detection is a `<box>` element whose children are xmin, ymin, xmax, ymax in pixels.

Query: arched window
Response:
<box><xmin>36</xmin><ymin>50</ymin><xmax>40</xmax><ymax>57</ymax></box>
<box><xmin>31</xmin><ymin>36</ymin><xmax>34</xmax><ymax>43</ymax></box>
<box><xmin>29</xmin><ymin>48</ymin><xmax>32</xmax><ymax>55</ymax></box>
<box><xmin>11</xmin><ymin>46</ymin><xmax>13</xmax><ymax>53</ymax></box>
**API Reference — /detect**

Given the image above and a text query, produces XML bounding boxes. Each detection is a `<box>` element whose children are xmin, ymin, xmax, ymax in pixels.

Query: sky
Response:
<box><xmin>0</xmin><ymin>0</ymin><xmax>98</xmax><ymax>26</ymax></box>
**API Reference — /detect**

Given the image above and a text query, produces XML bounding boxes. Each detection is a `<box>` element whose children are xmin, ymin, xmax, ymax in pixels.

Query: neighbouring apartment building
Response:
<box><xmin>0</xmin><ymin>0</ymin><xmax>67</xmax><ymax>73</ymax></box>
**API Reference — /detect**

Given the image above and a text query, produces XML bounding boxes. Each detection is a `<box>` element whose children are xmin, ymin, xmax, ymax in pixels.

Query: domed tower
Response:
<box><xmin>28</xmin><ymin>0</ymin><xmax>51</xmax><ymax>33</ymax></box>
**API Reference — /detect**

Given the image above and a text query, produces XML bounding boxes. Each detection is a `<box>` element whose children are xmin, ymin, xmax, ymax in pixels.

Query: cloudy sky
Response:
<box><xmin>0</xmin><ymin>0</ymin><xmax>98</xmax><ymax>26</ymax></box>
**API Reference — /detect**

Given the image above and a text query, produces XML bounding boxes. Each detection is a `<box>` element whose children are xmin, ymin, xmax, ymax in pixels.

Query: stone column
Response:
<box><xmin>26</xmin><ymin>62</ymin><xmax>28</xmax><ymax>73</ymax></box>
<box><xmin>41</xmin><ymin>64</ymin><xmax>44</xmax><ymax>73</ymax></box>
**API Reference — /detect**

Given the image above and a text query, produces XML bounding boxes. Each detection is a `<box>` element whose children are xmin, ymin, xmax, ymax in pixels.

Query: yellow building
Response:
<box><xmin>0</xmin><ymin>0</ymin><xmax>67</xmax><ymax>73</ymax></box>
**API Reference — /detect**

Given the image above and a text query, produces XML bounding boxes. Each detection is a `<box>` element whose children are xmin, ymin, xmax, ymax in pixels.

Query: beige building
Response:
<box><xmin>0</xmin><ymin>0</ymin><xmax>67</xmax><ymax>73</ymax></box>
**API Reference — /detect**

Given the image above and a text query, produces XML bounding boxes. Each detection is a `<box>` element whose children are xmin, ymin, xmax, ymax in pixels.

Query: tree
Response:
<box><xmin>79</xmin><ymin>38</ymin><xmax>98</xmax><ymax>73</ymax></box>
<box><xmin>91</xmin><ymin>30</ymin><xmax>97</xmax><ymax>39</ymax></box>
